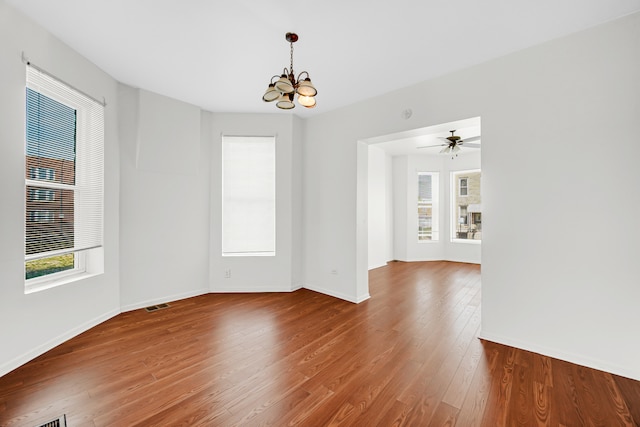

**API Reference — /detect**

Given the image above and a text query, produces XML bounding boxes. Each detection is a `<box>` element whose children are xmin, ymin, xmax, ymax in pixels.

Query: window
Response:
<box><xmin>452</xmin><ymin>170</ymin><xmax>481</xmax><ymax>241</ymax></box>
<box><xmin>30</xmin><ymin>210</ymin><xmax>54</xmax><ymax>223</ymax></box>
<box><xmin>459</xmin><ymin>177</ymin><xmax>468</xmax><ymax>196</ymax></box>
<box><xmin>222</xmin><ymin>136</ymin><xmax>276</xmax><ymax>256</ymax></box>
<box><xmin>30</xmin><ymin>188</ymin><xmax>55</xmax><ymax>201</ymax></box>
<box><xmin>25</xmin><ymin>66</ymin><xmax>104</xmax><ymax>287</ymax></box>
<box><xmin>417</xmin><ymin>172</ymin><xmax>439</xmax><ymax>241</ymax></box>
<box><xmin>29</xmin><ymin>167</ymin><xmax>55</xmax><ymax>181</ymax></box>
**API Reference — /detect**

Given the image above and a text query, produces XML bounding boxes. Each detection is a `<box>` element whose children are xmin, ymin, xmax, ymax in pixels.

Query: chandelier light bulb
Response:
<box><xmin>298</xmin><ymin>95</ymin><xmax>316</xmax><ymax>108</ymax></box>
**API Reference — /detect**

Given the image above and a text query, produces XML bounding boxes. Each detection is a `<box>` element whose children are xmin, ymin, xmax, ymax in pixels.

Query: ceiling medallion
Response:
<box><xmin>262</xmin><ymin>32</ymin><xmax>317</xmax><ymax>110</ymax></box>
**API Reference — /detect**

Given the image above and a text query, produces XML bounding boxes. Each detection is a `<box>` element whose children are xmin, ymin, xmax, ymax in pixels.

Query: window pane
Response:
<box><xmin>25</xmin><ymin>186</ymin><xmax>74</xmax><ymax>255</ymax></box>
<box><xmin>452</xmin><ymin>170</ymin><xmax>481</xmax><ymax>241</ymax></box>
<box><xmin>25</xmin><ymin>88</ymin><xmax>77</xmax><ymax>185</ymax></box>
<box><xmin>25</xmin><ymin>254</ymin><xmax>74</xmax><ymax>280</ymax></box>
<box><xmin>222</xmin><ymin>136</ymin><xmax>276</xmax><ymax>255</ymax></box>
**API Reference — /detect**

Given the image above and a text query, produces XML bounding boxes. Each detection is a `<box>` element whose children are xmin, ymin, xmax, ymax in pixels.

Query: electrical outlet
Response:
<box><xmin>224</xmin><ymin>269</ymin><xmax>231</xmax><ymax>279</ymax></box>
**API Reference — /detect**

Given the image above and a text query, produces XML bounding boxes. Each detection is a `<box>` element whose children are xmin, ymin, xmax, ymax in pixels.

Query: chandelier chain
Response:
<box><xmin>289</xmin><ymin>42</ymin><xmax>294</xmax><ymax>76</ymax></box>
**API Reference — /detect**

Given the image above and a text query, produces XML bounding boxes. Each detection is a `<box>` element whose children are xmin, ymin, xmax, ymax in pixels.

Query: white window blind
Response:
<box><xmin>222</xmin><ymin>136</ymin><xmax>275</xmax><ymax>256</ymax></box>
<box><xmin>417</xmin><ymin>172</ymin><xmax>439</xmax><ymax>241</ymax></box>
<box><xmin>25</xmin><ymin>66</ymin><xmax>104</xmax><ymax>263</ymax></box>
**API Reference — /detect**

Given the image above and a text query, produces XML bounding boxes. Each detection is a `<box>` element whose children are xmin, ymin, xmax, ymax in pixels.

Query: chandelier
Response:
<box><xmin>262</xmin><ymin>32</ymin><xmax>317</xmax><ymax>109</ymax></box>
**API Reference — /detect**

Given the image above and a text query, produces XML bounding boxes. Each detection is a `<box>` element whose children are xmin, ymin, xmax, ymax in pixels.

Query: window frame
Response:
<box><xmin>24</xmin><ymin>66</ymin><xmax>104</xmax><ymax>292</ymax></box>
<box><xmin>417</xmin><ymin>171</ymin><xmax>439</xmax><ymax>242</ymax></box>
<box><xmin>459</xmin><ymin>177</ymin><xmax>468</xmax><ymax>196</ymax></box>
<box><xmin>221</xmin><ymin>135</ymin><xmax>276</xmax><ymax>257</ymax></box>
<box><xmin>451</xmin><ymin>169</ymin><xmax>481</xmax><ymax>244</ymax></box>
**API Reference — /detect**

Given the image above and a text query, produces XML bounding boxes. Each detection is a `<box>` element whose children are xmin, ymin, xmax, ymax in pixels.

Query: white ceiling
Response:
<box><xmin>7</xmin><ymin>0</ymin><xmax>640</xmax><ymax>118</ymax></box>
<box><xmin>365</xmin><ymin>116</ymin><xmax>481</xmax><ymax>156</ymax></box>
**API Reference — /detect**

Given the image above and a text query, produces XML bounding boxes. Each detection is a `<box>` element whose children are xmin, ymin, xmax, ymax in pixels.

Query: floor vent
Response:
<box><xmin>145</xmin><ymin>303</ymin><xmax>171</xmax><ymax>312</ymax></box>
<box><xmin>37</xmin><ymin>415</ymin><xmax>66</xmax><ymax>427</ymax></box>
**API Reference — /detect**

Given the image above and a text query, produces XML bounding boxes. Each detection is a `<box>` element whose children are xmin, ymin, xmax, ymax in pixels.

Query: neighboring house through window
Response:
<box><xmin>452</xmin><ymin>170</ymin><xmax>481</xmax><ymax>241</ymax></box>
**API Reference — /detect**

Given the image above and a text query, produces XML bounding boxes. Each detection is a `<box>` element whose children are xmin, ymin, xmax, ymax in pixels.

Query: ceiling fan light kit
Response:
<box><xmin>263</xmin><ymin>32</ymin><xmax>317</xmax><ymax>110</ymax></box>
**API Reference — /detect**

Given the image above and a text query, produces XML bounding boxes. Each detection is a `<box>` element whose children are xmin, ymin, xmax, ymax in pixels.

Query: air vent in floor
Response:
<box><xmin>37</xmin><ymin>414</ymin><xmax>66</xmax><ymax>427</ymax></box>
<box><xmin>144</xmin><ymin>303</ymin><xmax>171</xmax><ymax>312</ymax></box>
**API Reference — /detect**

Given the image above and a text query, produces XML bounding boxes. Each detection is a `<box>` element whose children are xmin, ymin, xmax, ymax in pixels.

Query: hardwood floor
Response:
<box><xmin>1</xmin><ymin>261</ymin><xmax>639</xmax><ymax>426</ymax></box>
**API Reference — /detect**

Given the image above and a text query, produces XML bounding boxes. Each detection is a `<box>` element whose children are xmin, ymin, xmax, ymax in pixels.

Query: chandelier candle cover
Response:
<box><xmin>262</xmin><ymin>32</ymin><xmax>317</xmax><ymax>109</ymax></box>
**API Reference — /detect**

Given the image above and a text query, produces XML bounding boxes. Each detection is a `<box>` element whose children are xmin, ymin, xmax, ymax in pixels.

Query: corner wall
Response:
<box><xmin>118</xmin><ymin>86</ymin><xmax>211</xmax><ymax>310</ymax></box>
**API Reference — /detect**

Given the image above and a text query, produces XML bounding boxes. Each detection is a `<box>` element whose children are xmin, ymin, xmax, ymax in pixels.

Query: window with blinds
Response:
<box><xmin>418</xmin><ymin>172</ymin><xmax>439</xmax><ymax>241</ymax></box>
<box><xmin>25</xmin><ymin>66</ymin><xmax>104</xmax><ymax>285</ymax></box>
<box><xmin>222</xmin><ymin>136</ymin><xmax>276</xmax><ymax>256</ymax></box>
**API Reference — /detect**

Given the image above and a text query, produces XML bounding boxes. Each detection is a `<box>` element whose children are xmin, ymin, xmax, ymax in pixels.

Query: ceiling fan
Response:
<box><xmin>418</xmin><ymin>130</ymin><xmax>481</xmax><ymax>158</ymax></box>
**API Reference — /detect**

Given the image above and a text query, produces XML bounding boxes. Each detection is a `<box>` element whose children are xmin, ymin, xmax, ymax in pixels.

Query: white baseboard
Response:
<box><xmin>303</xmin><ymin>283</ymin><xmax>366</xmax><ymax>304</ymax></box>
<box><xmin>1</xmin><ymin>283</ymin><xmax>362</xmax><ymax>378</ymax></box>
<box><xmin>120</xmin><ymin>288</ymin><xmax>209</xmax><ymax>313</ymax></box>
<box><xmin>368</xmin><ymin>262</ymin><xmax>387</xmax><ymax>271</ymax></box>
<box><xmin>0</xmin><ymin>309</ymin><xmax>119</xmax><ymax>378</ymax></box>
<box><xmin>211</xmin><ymin>285</ymin><xmax>302</xmax><ymax>293</ymax></box>
<box><xmin>479</xmin><ymin>330</ymin><xmax>640</xmax><ymax>381</ymax></box>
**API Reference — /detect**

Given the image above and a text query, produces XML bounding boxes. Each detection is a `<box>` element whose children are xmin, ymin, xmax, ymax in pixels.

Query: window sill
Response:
<box><xmin>222</xmin><ymin>252</ymin><xmax>276</xmax><ymax>257</ymax></box>
<box><xmin>25</xmin><ymin>270</ymin><xmax>102</xmax><ymax>294</ymax></box>
<box><xmin>450</xmin><ymin>239</ymin><xmax>482</xmax><ymax>245</ymax></box>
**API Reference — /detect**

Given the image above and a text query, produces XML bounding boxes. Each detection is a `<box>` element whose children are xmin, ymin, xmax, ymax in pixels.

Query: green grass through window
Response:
<box><xmin>25</xmin><ymin>254</ymin><xmax>74</xmax><ymax>280</ymax></box>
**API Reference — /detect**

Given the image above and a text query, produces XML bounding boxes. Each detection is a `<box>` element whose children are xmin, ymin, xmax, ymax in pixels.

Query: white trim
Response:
<box><xmin>0</xmin><ymin>309</ymin><xmax>118</xmax><ymax>378</ymax></box>
<box><xmin>119</xmin><ymin>288</ymin><xmax>209</xmax><ymax>313</ymax></box>
<box><xmin>221</xmin><ymin>252</ymin><xmax>276</xmax><ymax>257</ymax></box>
<box><xmin>451</xmin><ymin>238</ymin><xmax>482</xmax><ymax>245</ymax></box>
<box><xmin>302</xmin><ymin>283</ymin><xmax>369</xmax><ymax>304</ymax></box>
<box><xmin>212</xmin><ymin>285</ymin><xmax>301</xmax><ymax>293</ymax></box>
<box><xmin>25</xmin><ymin>270</ymin><xmax>96</xmax><ymax>294</ymax></box>
<box><xmin>368</xmin><ymin>262</ymin><xmax>388</xmax><ymax>270</ymax></box>
<box><xmin>479</xmin><ymin>330</ymin><xmax>640</xmax><ymax>381</ymax></box>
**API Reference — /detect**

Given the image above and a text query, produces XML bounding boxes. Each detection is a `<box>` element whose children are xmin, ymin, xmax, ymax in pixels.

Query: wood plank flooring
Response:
<box><xmin>1</xmin><ymin>261</ymin><xmax>639</xmax><ymax>426</ymax></box>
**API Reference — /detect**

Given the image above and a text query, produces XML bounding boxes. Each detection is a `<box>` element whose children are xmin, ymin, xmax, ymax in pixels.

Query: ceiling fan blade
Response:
<box><xmin>462</xmin><ymin>135</ymin><xmax>481</xmax><ymax>143</ymax></box>
<box><xmin>418</xmin><ymin>145</ymin><xmax>447</xmax><ymax>149</ymax></box>
<box><xmin>463</xmin><ymin>142</ymin><xmax>481</xmax><ymax>148</ymax></box>
<box><xmin>440</xmin><ymin>146</ymin><xmax>450</xmax><ymax>153</ymax></box>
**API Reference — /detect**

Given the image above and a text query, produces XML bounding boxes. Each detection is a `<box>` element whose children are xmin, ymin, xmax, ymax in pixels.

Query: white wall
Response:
<box><xmin>367</xmin><ymin>146</ymin><xmax>389</xmax><ymax>269</ymax></box>
<box><xmin>0</xmin><ymin>2</ymin><xmax>120</xmax><ymax>376</ymax></box>
<box><xmin>304</xmin><ymin>12</ymin><xmax>640</xmax><ymax>379</ymax></box>
<box><xmin>385</xmin><ymin>154</ymin><xmax>394</xmax><ymax>261</ymax></box>
<box><xmin>118</xmin><ymin>87</ymin><xmax>210</xmax><ymax>310</ymax></box>
<box><xmin>209</xmin><ymin>113</ymin><xmax>302</xmax><ymax>293</ymax></box>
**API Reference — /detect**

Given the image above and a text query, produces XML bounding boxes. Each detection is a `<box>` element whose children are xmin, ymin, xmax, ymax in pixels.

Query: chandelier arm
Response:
<box><xmin>297</xmin><ymin>71</ymin><xmax>309</xmax><ymax>81</ymax></box>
